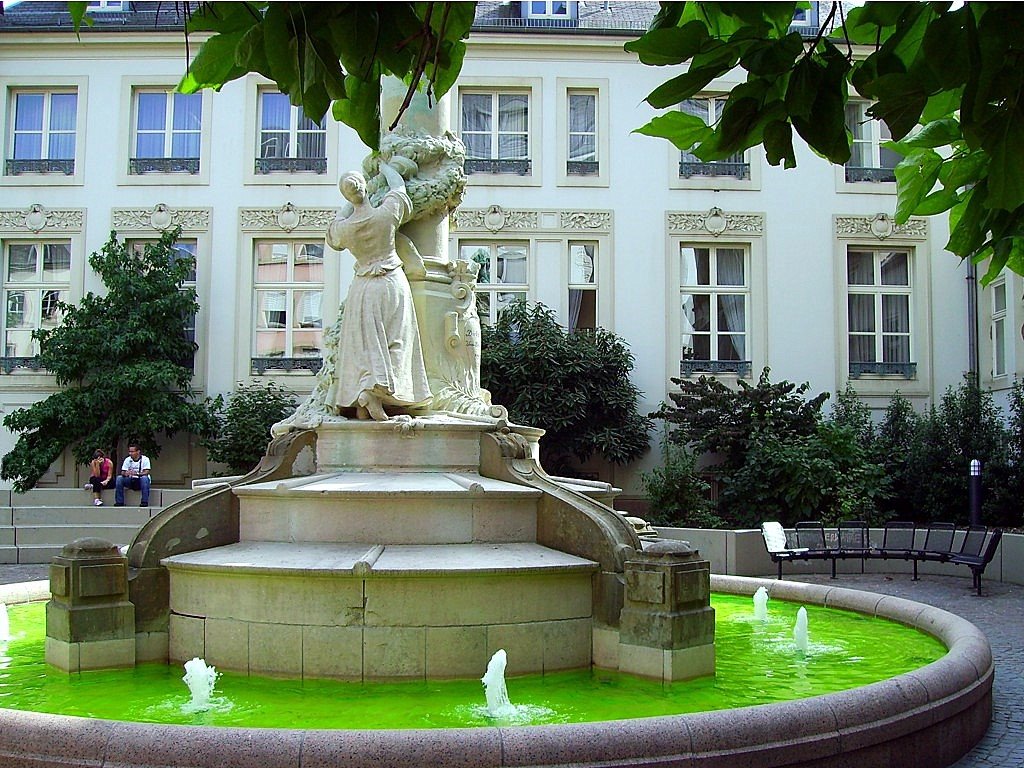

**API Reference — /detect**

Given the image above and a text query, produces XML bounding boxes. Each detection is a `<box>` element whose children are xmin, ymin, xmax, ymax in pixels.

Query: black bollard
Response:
<box><xmin>968</xmin><ymin>459</ymin><xmax>982</xmax><ymax>527</ymax></box>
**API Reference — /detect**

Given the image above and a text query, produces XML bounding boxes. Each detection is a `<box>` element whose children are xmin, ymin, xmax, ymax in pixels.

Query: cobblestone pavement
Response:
<box><xmin>1</xmin><ymin>566</ymin><xmax>1020</xmax><ymax>766</ymax></box>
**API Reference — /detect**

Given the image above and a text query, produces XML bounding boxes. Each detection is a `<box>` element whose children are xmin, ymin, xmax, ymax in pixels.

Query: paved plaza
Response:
<box><xmin>1</xmin><ymin>565</ymin><xmax>1020</xmax><ymax>766</ymax></box>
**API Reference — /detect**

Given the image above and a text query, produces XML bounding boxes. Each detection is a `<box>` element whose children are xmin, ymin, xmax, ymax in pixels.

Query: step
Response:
<box><xmin>0</xmin><ymin>508</ymin><xmax>10</xmax><ymax>526</ymax></box>
<box><xmin>15</xmin><ymin>524</ymin><xmax>141</xmax><ymax>547</ymax></box>
<box><xmin>0</xmin><ymin>545</ymin><xmax>16</xmax><ymax>564</ymax></box>
<box><xmin>11</xmin><ymin>487</ymin><xmax>187</xmax><ymax>507</ymax></box>
<box><xmin>12</xmin><ymin>506</ymin><xmax>155</xmax><ymax>526</ymax></box>
<box><xmin>15</xmin><ymin>545</ymin><xmax>63</xmax><ymax>564</ymax></box>
<box><xmin>0</xmin><ymin>526</ymin><xmax>13</xmax><ymax>546</ymax></box>
<box><xmin>234</xmin><ymin>471</ymin><xmax>541</xmax><ymax>545</ymax></box>
<box><xmin>164</xmin><ymin>541</ymin><xmax>597</xmax><ymax>679</ymax></box>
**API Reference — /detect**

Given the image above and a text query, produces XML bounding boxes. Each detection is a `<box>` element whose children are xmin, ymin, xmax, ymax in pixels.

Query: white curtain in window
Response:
<box><xmin>568</xmin><ymin>93</ymin><xmax>596</xmax><ymax>161</ymax></box>
<box><xmin>497</xmin><ymin>94</ymin><xmax>528</xmax><ymax>159</ymax></box>
<box><xmin>461</xmin><ymin>94</ymin><xmax>492</xmax><ymax>158</ymax></box>
<box><xmin>496</xmin><ymin>246</ymin><xmax>527</xmax><ymax>283</ymax></box>
<box><xmin>568</xmin><ymin>244</ymin><xmax>594</xmax><ymax>330</ymax></box>
<box><xmin>716</xmin><ymin>251</ymin><xmax>746</xmax><ymax>360</ymax></box>
<box><xmin>49</xmin><ymin>93</ymin><xmax>77</xmax><ymax>159</ymax></box>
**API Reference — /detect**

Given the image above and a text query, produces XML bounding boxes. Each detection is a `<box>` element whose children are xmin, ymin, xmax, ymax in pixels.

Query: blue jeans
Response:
<box><xmin>115</xmin><ymin>475</ymin><xmax>151</xmax><ymax>505</ymax></box>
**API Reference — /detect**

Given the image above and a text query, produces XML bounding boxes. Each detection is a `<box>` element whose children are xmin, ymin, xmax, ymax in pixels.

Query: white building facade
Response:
<box><xmin>1</xmin><ymin>1</ymin><xmax>1008</xmax><ymax>504</ymax></box>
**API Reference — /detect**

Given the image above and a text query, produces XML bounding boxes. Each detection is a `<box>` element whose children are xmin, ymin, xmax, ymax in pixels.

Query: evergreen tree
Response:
<box><xmin>1</xmin><ymin>229</ymin><xmax>217</xmax><ymax>492</ymax></box>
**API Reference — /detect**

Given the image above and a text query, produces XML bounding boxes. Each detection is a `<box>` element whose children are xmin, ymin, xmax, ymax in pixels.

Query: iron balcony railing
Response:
<box><xmin>679</xmin><ymin>161</ymin><xmax>750</xmax><ymax>180</ymax></box>
<box><xmin>5</xmin><ymin>158</ymin><xmax>75</xmax><ymax>175</ymax></box>
<box><xmin>679</xmin><ymin>359</ymin><xmax>753</xmax><ymax>377</ymax></box>
<box><xmin>251</xmin><ymin>357</ymin><xmax>323</xmax><ymax>375</ymax></box>
<box><xmin>464</xmin><ymin>158</ymin><xmax>531</xmax><ymax>175</ymax></box>
<box><xmin>849</xmin><ymin>361</ymin><xmax>917</xmax><ymax>379</ymax></box>
<box><xmin>255</xmin><ymin>157</ymin><xmax>327</xmax><ymax>174</ymax></box>
<box><xmin>845</xmin><ymin>166</ymin><xmax>897</xmax><ymax>183</ymax></box>
<box><xmin>129</xmin><ymin>157</ymin><xmax>200</xmax><ymax>175</ymax></box>
<box><xmin>0</xmin><ymin>356</ymin><xmax>44</xmax><ymax>374</ymax></box>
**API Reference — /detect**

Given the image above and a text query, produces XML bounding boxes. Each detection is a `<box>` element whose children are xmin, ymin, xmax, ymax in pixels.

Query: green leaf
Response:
<box><xmin>624</xmin><ymin>22</ymin><xmax>714</xmax><ymax>66</ymax></box>
<box><xmin>740</xmin><ymin>33</ymin><xmax>804</xmax><ymax>77</ymax></box>
<box><xmin>645</xmin><ymin>67</ymin><xmax>722</xmax><ymax>109</ymax></box>
<box><xmin>979</xmin><ymin>110</ymin><xmax>1024</xmax><ymax>211</ymax></box>
<box><xmin>946</xmin><ymin>184</ymin><xmax>990</xmax><ymax>258</ymax></box>
<box><xmin>177</xmin><ymin>31</ymin><xmax>250</xmax><ymax>93</ymax></box>
<box><xmin>938</xmin><ymin>149</ymin><xmax>988</xmax><ymax>190</ymax></box>
<box><xmin>899</xmin><ymin>118</ymin><xmax>961</xmax><ymax>148</ymax></box>
<box><xmin>633</xmin><ymin>111</ymin><xmax>713</xmax><ymax>152</ymax></box>
<box><xmin>893</xmin><ymin>148</ymin><xmax>943</xmax><ymax>223</ymax></box>
<box><xmin>68</xmin><ymin>2</ymin><xmax>91</xmax><ymax>30</ymax></box>
<box><xmin>764</xmin><ymin>119</ymin><xmax>796</xmax><ymax>169</ymax></box>
<box><xmin>332</xmin><ymin>74</ymin><xmax>382</xmax><ymax>150</ymax></box>
<box><xmin>920</xmin><ymin>88</ymin><xmax>963</xmax><ymax>124</ymax></box>
<box><xmin>913</xmin><ymin>188</ymin><xmax>960</xmax><ymax>216</ymax></box>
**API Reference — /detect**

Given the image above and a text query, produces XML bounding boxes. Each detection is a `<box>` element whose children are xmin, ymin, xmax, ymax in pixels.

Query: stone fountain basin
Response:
<box><xmin>0</xmin><ymin>575</ymin><xmax>992</xmax><ymax>768</ymax></box>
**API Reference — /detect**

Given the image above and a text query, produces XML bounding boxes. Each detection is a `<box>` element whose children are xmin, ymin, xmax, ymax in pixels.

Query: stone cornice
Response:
<box><xmin>240</xmin><ymin>204</ymin><xmax>337</xmax><ymax>233</ymax></box>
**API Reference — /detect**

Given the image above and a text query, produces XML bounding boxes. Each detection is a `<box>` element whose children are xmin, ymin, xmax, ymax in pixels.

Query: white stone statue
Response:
<box><xmin>324</xmin><ymin>161</ymin><xmax>432</xmax><ymax>421</ymax></box>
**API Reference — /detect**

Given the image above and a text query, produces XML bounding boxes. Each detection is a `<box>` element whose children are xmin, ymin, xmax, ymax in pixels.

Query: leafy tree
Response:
<box><xmin>873</xmin><ymin>392</ymin><xmax>921</xmax><ymax>521</ymax></box>
<box><xmin>480</xmin><ymin>301</ymin><xmax>652</xmax><ymax>476</ymax></box>
<box><xmin>1</xmin><ymin>229</ymin><xmax>217</xmax><ymax>492</ymax></box>
<box><xmin>67</xmin><ymin>2</ymin><xmax>477</xmax><ymax>151</ymax></box>
<box><xmin>627</xmin><ymin>2</ymin><xmax>1024</xmax><ymax>280</ymax></box>
<box><xmin>204</xmin><ymin>381</ymin><xmax>297</xmax><ymax>474</ymax></box>
<box><xmin>990</xmin><ymin>381</ymin><xmax>1024</xmax><ymax>528</ymax></box>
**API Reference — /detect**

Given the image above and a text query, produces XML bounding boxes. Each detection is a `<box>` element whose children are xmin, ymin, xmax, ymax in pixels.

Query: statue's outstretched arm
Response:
<box><xmin>379</xmin><ymin>161</ymin><xmax>406</xmax><ymax>193</ymax></box>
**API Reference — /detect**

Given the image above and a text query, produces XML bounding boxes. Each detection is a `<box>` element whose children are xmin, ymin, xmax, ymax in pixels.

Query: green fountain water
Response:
<box><xmin>0</xmin><ymin>595</ymin><xmax>943</xmax><ymax>729</ymax></box>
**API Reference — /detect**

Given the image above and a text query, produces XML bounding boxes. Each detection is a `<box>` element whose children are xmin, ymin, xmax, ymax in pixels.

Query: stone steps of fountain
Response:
<box><xmin>163</xmin><ymin>539</ymin><xmax>599</xmax><ymax>679</ymax></box>
<box><xmin>234</xmin><ymin>471</ymin><xmax>545</xmax><ymax>545</ymax></box>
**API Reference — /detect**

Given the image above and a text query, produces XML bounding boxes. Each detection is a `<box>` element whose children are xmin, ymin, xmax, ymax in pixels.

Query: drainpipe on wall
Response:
<box><xmin>966</xmin><ymin>260</ymin><xmax>979</xmax><ymax>379</ymax></box>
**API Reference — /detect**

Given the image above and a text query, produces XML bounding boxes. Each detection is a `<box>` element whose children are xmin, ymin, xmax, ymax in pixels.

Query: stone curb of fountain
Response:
<box><xmin>0</xmin><ymin>573</ymin><xmax>993</xmax><ymax>768</ymax></box>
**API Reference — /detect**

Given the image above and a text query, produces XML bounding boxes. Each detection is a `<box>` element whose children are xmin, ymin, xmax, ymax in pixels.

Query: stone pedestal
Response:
<box><xmin>45</xmin><ymin>537</ymin><xmax>135</xmax><ymax>672</ymax></box>
<box><xmin>617</xmin><ymin>540</ymin><xmax>715</xmax><ymax>682</ymax></box>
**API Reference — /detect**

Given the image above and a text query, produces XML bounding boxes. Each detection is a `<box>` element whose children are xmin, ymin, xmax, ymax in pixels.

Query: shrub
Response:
<box><xmin>204</xmin><ymin>381</ymin><xmax>297</xmax><ymax>474</ymax></box>
<box><xmin>480</xmin><ymin>301</ymin><xmax>652</xmax><ymax>476</ymax></box>
<box><xmin>641</xmin><ymin>435</ymin><xmax>723</xmax><ymax>528</ymax></box>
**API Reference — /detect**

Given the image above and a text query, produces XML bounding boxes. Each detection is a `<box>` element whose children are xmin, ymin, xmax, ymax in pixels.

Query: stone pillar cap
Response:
<box><xmin>60</xmin><ymin>537</ymin><xmax>122</xmax><ymax>558</ymax></box>
<box><xmin>638</xmin><ymin>539</ymin><xmax>701</xmax><ymax>559</ymax></box>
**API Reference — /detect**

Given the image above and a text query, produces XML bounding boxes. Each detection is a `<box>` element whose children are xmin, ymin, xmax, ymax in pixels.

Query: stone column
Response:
<box><xmin>617</xmin><ymin>540</ymin><xmax>715</xmax><ymax>682</ymax></box>
<box><xmin>45</xmin><ymin>537</ymin><xmax>136</xmax><ymax>672</ymax></box>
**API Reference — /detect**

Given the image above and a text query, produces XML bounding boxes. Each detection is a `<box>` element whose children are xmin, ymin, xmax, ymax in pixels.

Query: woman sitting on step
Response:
<box><xmin>84</xmin><ymin>449</ymin><xmax>114</xmax><ymax>506</ymax></box>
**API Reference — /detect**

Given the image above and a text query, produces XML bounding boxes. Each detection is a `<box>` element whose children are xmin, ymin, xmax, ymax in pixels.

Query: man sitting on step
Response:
<box><xmin>114</xmin><ymin>443</ymin><xmax>151</xmax><ymax>507</ymax></box>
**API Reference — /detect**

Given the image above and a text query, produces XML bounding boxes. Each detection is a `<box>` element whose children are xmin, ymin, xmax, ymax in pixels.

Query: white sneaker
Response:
<box><xmin>84</xmin><ymin>484</ymin><xmax>92</xmax><ymax>491</ymax></box>
<box><xmin>93</xmin><ymin>499</ymin><xmax>103</xmax><ymax>506</ymax></box>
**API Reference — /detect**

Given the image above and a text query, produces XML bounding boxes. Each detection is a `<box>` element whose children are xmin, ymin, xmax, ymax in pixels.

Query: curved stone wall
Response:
<box><xmin>0</xmin><ymin>576</ymin><xmax>992</xmax><ymax>768</ymax></box>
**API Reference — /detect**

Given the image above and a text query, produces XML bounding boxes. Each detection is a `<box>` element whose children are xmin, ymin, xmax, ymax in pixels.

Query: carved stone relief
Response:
<box><xmin>667</xmin><ymin>208</ymin><xmax>764</xmax><ymax>236</ymax></box>
<box><xmin>453</xmin><ymin>206</ymin><xmax>610</xmax><ymax>233</ymax></box>
<box><xmin>112</xmin><ymin>205</ymin><xmax>211</xmax><ymax>232</ymax></box>
<box><xmin>0</xmin><ymin>205</ymin><xmax>84</xmax><ymax>233</ymax></box>
<box><xmin>835</xmin><ymin>214</ymin><xmax>928</xmax><ymax>241</ymax></box>
<box><xmin>240</xmin><ymin>206</ymin><xmax>338</xmax><ymax>232</ymax></box>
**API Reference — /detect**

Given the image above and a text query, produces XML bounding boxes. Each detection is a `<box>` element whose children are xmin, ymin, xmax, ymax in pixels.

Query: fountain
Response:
<box><xmin>0</xmin><ymin>602</ymin><xmax>8</xmax><ymax>642</ymax></box>
<box><xmin>182</xmin><ymin>657</ymin><xmax>219</xmax><ymax>712</ymax></box>
<box><xmin>0</xmin><ymin>80</ymin><xmax>995</xmax><ymax>768</ymax></box>
<box><xmin>481</xmin><ymin>649</ymin><xmax>515</xmax><ymax>718</ymax></box>
<box><xmin>793</xmin><ymin>606</ymin><xmax>809</xmax><ymax>653</ymax></box>
<box><xmin>752</xmin><ymin>586</ymin><xmax>769</xmax><ymax>622</ymax></box>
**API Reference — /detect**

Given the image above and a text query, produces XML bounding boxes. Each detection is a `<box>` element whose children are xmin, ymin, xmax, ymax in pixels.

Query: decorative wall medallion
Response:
<box><xmin>667</xmin><ymin>210</ymin><xmax>764</xmax><ymax>236</ymax></box>
<box><xmin>240</xmin><ymin>207</ymin><xmax>337</xmax><ymax>231</ymax></box>
<box><xmin>835</xmin><ymin>215</ymin><xmax>928</xmax><ymax>240</ymax></box>
<box><xmin>277</xmin><ymin>202</ymin><xmax>301</xmax><ymax>232</ymax></box>
<box><xmin>150</xmin><ymin>203</ymin><xmax>173</xmax><ymax>230</ymax></box>
<box><xmin>483</xmin><ymin>205</ymin><xmax>506</xmax><ymax>232</ymax></box>
<box><xmin>0</xmin><ymin>206</ymin><xmax>84</xmax><ymax>233</ymax></box>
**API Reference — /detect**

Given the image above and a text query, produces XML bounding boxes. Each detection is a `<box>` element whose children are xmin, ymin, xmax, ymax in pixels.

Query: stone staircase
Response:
<box><xmin>0</xmin><ymin>487</ymin><xmax>197</xmax><ymax>564</ymax></box>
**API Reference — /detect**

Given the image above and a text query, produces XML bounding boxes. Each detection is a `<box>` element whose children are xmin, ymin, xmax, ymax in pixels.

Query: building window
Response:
<box><xmin>256</xmin><ymin>89</ymin><xmax>327</xmax><ymax>174</ymax></box>
<box><xmin>991</xmin><ymin>279</ymin><xmax>1007</xmax><ymax>378</ymax></box>
<box><xmin>253</xmin><ymin>241</ymin><xmax>324</xmax><ymax>365</ymax></box>
<box><xmin>847</xmin><ymin>247</ymin><xmax>915</xmax><ymax>377</ymax></box>
<box><xmin>6</xmin><ymin>90</ymin><xmax>77</xmax><ymax>175</ymax></box>
<box><xmin>2</xmin><ymin>241</ymin><xmax>70</xmax><ymax>358</ymax></box>
<box><xmin>845</xmin><ymin>103</ymin><xmax>900</xmax><ymax>183</ymax></box>
<box><xmin>526</xmin><ymin>0</ymin><xmax>571</xmax><ymax>18</ymax></box>
<box><xmin>567</xmin><ymin>89</ymin><xmax>597</xmax><ymax>176</ymax></box>
<box><xmin>460</xmin><ymin>91</ymin><xmax>530</xmax><ymax>175</ymax></box>
<box><xmin>130</xmin><ymin>239</ymin><xmax>198</xmax><ymax>369</ymax></box>
<box><xmin>568</xmin><ymin>242</ymin><xmax>596</xmax><ymax>330</ymax></box>
<box><xmin>679</xmin><ymin>245</ymin><xmax>750</xmax><ymax>376</ymax></box>
<box><xmin>130</xmin><ymin>89</ymin><xmax>202</xmax><ymax>174</ymax></box>
<box><xmin>460</xmin><ymin>242</ymin><xmax>528</xmax><ymax>324</ymax></box>
<box><xmin>679</xmin><ymin>97</ymin><xmax>749</xmax><ymax>180</ymax></box>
